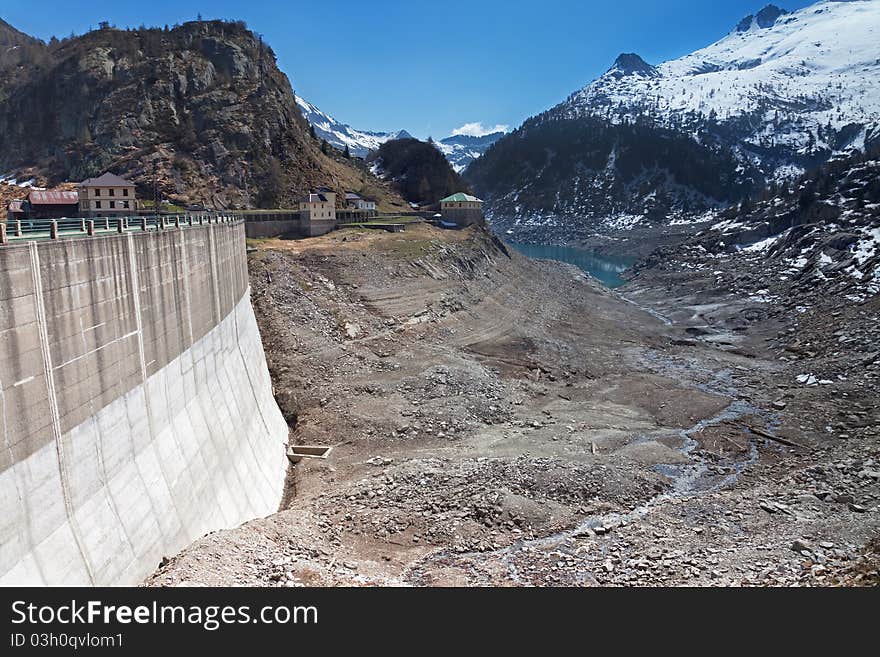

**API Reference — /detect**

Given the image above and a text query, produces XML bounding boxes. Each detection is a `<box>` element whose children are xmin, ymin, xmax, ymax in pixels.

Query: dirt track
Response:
<box><xmin>145</xmin><ymin>224</ymin><xmax>878</xmax><ymax>587</ymax></box>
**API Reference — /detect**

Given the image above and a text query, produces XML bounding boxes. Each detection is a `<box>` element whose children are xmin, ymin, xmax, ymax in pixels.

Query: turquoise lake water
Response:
<box><xmin>512</xmin><ymin>243</ymin><xmax>635</xmax><ymax>288</ymax></box>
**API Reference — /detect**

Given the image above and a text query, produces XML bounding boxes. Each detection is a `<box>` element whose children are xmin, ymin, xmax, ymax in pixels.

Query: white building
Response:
<box><xmin>345</xmin><ymin>192</ymin><xmax>376</xmax><ymax>211</ymax></box>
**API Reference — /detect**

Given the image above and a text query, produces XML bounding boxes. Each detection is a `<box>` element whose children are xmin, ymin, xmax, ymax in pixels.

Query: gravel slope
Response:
<box><xmin>145</xmin><ymin>224</ymin><xmax>878</xmax><ymax>587</ymax></box>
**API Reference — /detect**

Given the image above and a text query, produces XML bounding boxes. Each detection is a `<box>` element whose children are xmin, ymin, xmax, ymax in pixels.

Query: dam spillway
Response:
<box><xmin>0</xmin><ymin>220</ymin><xmax>289</xmax><ymax>585</ymax></box>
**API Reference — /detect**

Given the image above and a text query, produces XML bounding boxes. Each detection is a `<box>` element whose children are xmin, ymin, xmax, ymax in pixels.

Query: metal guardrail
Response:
<box><xmin>1</xmin><ymin>213</ymin><xmax>243</xmax><ymax>245</ymax></box>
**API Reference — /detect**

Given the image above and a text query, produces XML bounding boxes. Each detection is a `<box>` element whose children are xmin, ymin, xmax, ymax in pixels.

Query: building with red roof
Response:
<box><xmin>11</xmin><ymin>189</ymin><xmax>80</xmax><ymax>220</ymax></box>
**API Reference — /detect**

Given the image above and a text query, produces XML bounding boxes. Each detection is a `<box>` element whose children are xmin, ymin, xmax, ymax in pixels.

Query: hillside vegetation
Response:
<box><xmin>369</xmin><ymin>138</ymin><xmax>471</xmax><ymax>206</ymax></box>
<box><xmin>466</xmin><ymin>114</ymin><xmax>756</xmax><ymax>240</ymax></box>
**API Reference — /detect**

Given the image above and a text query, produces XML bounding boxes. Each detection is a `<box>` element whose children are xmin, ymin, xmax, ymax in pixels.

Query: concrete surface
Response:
<box><xmin>242</xmin><ymin>213</ymin><xmax>337</xmax><ymax>239</ymax></box>
<box><xmin>0</xmin><ymin>221</ymin><xmax>288</xmax><ymax>585</ymax></box>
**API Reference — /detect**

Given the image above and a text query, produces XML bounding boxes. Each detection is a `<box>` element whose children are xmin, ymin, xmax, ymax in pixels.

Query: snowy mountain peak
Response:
<box><xmin>295</xmin><ymin>95</ymin><xmax>410</xmax><ymax>158</ymax></box>
<box><xmin>437</xmin><ymin>131</ymin><xmax>507</xmax><ymax>172</ymax></box>
<box><xmin>735</xmin><ymin>4</ymin><xmax>788</xmax><ymax>32</ymax></box>
<box><xmin>468</xmin><ymin>0</ymin><xmax>880</xmax><ymax>241</ymax></box>
<box><xmin>295</xmin><ymin>94</ymin><xmax>504</xmax><ymax>172</ymax></box>
<box><xmin>565</xmin><ymin>0</ymin><xmax>880</xmax><ymax>171</ymax></box>
<box><xmin>606</xmin><ymin>53</ymin><xmax>659</xmax><ymax>79</ymax></box>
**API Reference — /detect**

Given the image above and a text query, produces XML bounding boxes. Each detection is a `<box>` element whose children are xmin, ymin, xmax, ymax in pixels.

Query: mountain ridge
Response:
<box><xmin>368</xmin><ymin>137</ymin><xmax>471</xmax><ymax>206</ymax></box>
<box><xmin>295</xmin><ymin>96</ymin><xmax>505</xmax><ymax>172</ymax></box>
<box><xmin>0</xmin><ymin>17</ymin><xmax>47</xmax><ymax>71</ymax></box>
<box><xmin>294</xmin><ymin>95</ymin><xmax>413</xmax><ymax>158</ymax></box>
<box><xmin>467</xmin><ymin>0</ymin><xmax>880</xmax><ymax>245</ymax></box>
<box><xmin>436</xmin><ymin>131</ymin><xmax>506</xmax><ymax>172</ymax></box>
<box><xmin>368</xmin><ymin>137</ymin><xmax>471</xmax><ymax>205</ymax></box>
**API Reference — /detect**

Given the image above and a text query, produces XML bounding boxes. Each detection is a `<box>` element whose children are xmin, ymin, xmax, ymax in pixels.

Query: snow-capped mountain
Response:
<box><xmin>296</xmin><ymin>95</ymin><xmax>504</xmax><ymax>170</ymax></box>
<box><xmin>467</xmin><ymin>0</ymin><xmax>880</xmax><ymax>244</ymax></box>
<box><xmin>295</xmin><ymin>96</ymin><xmax>412</xmax><ymax>158</ymax></box>
<box><xmin>564</xmin><ymin>0</ymin><xmax>880</xmax><ymax>166</ymax></box>
<box><xmin>436</xmin><ymin>132</ymin><xmax>506</xmax><ymax>172</ymax></box>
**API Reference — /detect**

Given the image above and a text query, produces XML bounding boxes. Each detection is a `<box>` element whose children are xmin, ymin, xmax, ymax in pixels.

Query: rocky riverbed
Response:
<box><xmin>145</xmin><ymin>223</ymin><xmax>878</xmax><ymax>587</ymax></box>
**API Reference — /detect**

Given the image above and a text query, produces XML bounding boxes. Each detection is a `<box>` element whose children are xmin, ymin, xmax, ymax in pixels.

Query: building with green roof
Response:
<box><xmin>439</xmin><ymin>193</ymin><xmax>483</xmax><ymax>204</ymax></box>
<box><xmin>440</xmin><ymin>192</ymin><xmax>484</xmax><ymax>227</ymax></box>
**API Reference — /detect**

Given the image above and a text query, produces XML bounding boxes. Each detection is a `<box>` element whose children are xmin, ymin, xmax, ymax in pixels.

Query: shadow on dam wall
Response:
<box><xmin>0</xmin><ymin>221</ymin><xmax>289</xmax><ymax>585</ymax></box>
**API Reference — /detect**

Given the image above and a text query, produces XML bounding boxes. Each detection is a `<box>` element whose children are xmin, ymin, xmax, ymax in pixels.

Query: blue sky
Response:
<box><xmin>3</xmin><ymin>0</ymin><xmax>816</xmax><ymax>138</ymax></box>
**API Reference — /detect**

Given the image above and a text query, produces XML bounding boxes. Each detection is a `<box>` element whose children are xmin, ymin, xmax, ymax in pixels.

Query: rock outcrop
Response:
<box><xmin>606</xmin><ymin>53</ymin><xmax>659</xmax><ymax>79</ymax></box>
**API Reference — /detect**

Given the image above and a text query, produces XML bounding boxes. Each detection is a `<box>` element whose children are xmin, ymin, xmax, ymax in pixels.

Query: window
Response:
<box><xmin>123</xmin><ymin>189</ymin><xmax>129</xmax><ymax>197</ymax></box>
<box><xmin>109</xmin><ymin>201</ymin><xmax>116</xmax><ymax>209</ymax></box>
<box><xmin>95</xmin><ymin>200</ymin><xmax>102</xmax><ymax>209</ymax></box>
<box><xmin>109</xmin><ymin>188</ymin><xmax>115</xmax><ymax>197</ymax></box>
<box><xmin>122</xmin><ymin>201</ymin><xmax>129</xmax><ymax>209</ymax></box>
<box><xmin>95</xmin><ymin>189</ymin><xmax>101</xmax><ymax>197</ymax></box>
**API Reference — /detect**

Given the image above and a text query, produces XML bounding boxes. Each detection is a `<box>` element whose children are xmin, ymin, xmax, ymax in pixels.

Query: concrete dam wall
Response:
<box><xmin>0</xmin><ymin>221</ymin><xmax>289</xmax><ymax>585</ymax></box>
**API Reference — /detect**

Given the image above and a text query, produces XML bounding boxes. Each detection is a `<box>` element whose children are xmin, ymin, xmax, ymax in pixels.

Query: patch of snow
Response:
<box><xmin>787</xmin><ymin>256</ymin><xmax>809</xmax><ymax>272</ymax></box>
<box><xmin>742</xmin><ymin>235</ymin><xmax>779</xmax><ymax>252</ymax></box>
<box><xmin>669</xmin><ymin>210</ymin><xmax>716</xmax><ymax>226</ymax></box>
<box><xmin>846</xmin><ymin>264</ymin><xmax>864</xmax><ymax>281</ymax></box>
<box><xmin>852</xmin><ymin>227</ymin><xmax>880</xmax><ymax>265</ymax></box>
<box><xmin>295</xmin><ymin>96</ymin><xmax>410</xmax><ymax>158</ymax></box>
<box><xmin>601</xmin><ymin>213</ymin><xmax>645</xmax><ymax>230</ymax></box>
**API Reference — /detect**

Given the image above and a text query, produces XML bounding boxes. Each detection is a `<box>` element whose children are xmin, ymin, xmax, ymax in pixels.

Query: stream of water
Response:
<box><xmin>403</xmin><ymin>349</ymin><xmax>778</xmax><ymax>586</ymax></box>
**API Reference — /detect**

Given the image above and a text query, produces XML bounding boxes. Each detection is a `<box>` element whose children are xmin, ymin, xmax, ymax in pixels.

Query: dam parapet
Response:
<box><xmin>0</xmin><ymin>220</ymin><xmax>288</xmax><ymax>585</ymax></box>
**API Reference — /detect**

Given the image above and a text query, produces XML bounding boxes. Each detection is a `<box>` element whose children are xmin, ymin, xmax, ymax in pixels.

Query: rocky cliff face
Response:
<box><xmin>0</xmin><ymin>20</ymin><xmax>406</xmax><ymax>210</ymax></box>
